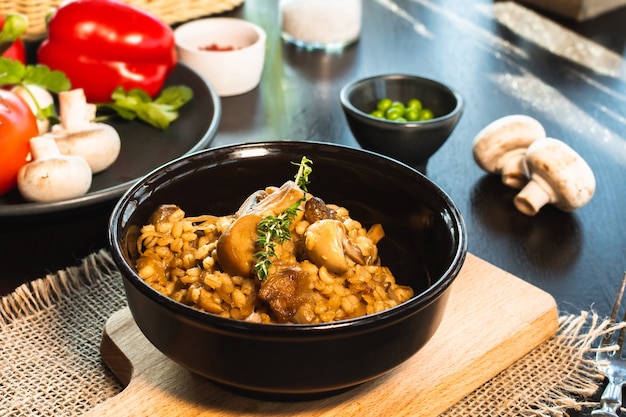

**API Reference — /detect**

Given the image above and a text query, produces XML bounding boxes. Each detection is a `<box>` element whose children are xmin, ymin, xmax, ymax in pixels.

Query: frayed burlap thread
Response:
<box><xmin>440</xmin><ymin>312</ymin><xmax>624</xmax><ymax>417</ymax></box>
<box><xmin>0</xmin><ymin>249</ymin><xmax>126</xmax><ymax>417</ymax></box>
<box><xmin>0</xmin><ymin>249</ymin><xmax>618</xmax><ymax>416</ymax></box>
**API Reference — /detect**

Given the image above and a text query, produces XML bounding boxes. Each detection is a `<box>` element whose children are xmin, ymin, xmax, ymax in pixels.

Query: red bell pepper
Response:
<box><xmin>37</xmin><ymin>0</ymin><xmax>177</xmax><ymax>103</ymax></box>
<box><xmin>0</xmin><ymin>14</ymin><xmax>27</xmax><ymax>64</ymax></box>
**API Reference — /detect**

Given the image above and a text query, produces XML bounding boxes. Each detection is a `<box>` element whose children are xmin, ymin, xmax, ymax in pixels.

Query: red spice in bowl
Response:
<box><xmin>199</xmin><ymin>43</ymin><xmax>239</xmax><ymax>51</ymax></box>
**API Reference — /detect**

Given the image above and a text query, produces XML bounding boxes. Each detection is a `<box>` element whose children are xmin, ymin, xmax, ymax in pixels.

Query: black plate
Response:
<box><xmin>0</xmin><ymin>63</ymin><xmax>221</xmax><ymax>218</ymax></box>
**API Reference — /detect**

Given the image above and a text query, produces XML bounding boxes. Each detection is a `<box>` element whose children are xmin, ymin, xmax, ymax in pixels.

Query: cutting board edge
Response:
<box><xmin>407</xmin><ymin>300</ymin><xmax>559</xmax><ymax>417</ymax></box>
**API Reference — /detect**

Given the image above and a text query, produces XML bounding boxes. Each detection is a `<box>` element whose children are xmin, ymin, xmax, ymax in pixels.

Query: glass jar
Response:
<box><xmin>279</xmin><ymin>0</ymin><xmax>362</xmax><ymax>51</ymax></box>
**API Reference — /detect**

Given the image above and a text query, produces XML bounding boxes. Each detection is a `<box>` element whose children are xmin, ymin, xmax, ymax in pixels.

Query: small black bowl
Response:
<box><xmin>108</xmin><ymin>141</ymin><xmax>467</xmax><ymax>400</ymax></box>
<box><xmin>340</xmin><ymin>74</ymin><xmax>464</xmax><ymax>173</ymax></box>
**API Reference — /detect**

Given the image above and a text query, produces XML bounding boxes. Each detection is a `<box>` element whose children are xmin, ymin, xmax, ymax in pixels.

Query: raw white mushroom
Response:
<box><xmin>513</xmin><ymin>138</ymin><xmax>595</xmax><ymax>216</ymax></box>
<box><xmin>473</xmin><ymin>115</ymin><xmax>546</xmax><ymax>189</ymax></box>
<box><xmin>11</xmin><ymin>84</ymin><xmax>54</xmax><ymax>134</ymax></box>
<box><xmin>17</xmin><ymin>135</ymin><xmax>92</xmax><ymax>202</ymax></box>
<box><xmin>50</xmin><ymin>88</ymin><xmax>121</xmax><ymax>174</ymax></box>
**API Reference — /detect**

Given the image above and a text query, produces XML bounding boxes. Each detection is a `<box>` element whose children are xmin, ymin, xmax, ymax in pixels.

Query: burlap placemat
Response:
<box><xmin>0</xmin><ymin>249</ymin><xmax>614</xmax><ymax>416</ymax></box>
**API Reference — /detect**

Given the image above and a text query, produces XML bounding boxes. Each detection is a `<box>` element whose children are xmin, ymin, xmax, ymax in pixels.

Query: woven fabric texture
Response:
<box><xmin>1</xmin><ymin>251</ymin><xmax>126</xmax><ymax>416</ymax></box>
<box><xmin>0</xmin><ymin>0</ymin><xmax>245</xmax><ymax>40</ymax></box>
<box><xmin>0</xmin><ymin>250</ymin><xmax>612</xmax><ymax>416</ymax></box>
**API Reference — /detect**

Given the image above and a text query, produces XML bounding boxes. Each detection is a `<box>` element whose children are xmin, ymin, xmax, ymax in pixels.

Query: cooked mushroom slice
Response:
<box><xmin>304</xmin><ymin>219</ymin><xmax>365</xmax><ymax>275</ymax></box>
<box><xmin>149</xmin><ymin>204</ymin><xmax>182</xmax><ymax>225</ymax></box>
<box><xmin>246</xmin><ymin>180</ymin><xmax>305</xmax><ymax>217</ymax></box>
<box><xmin>216</xmin><ymin>213</ymin><xmax>263</xmax><ymax>277</ymax></box>
<box><xmin>235</xmin><ymin>189</ymin><xmax>268</xmax><ymax>216</ymax></box>
<box><xmin>473</xmin><ymin>115</ymin><xmax>546</xmax><ymax>189</ymax></box>
<box><xmin>304</xmin><ymin>196</ymin><xmax>336</xmax><ymax>223</ymax></box>
<box><xmin>514</xmin><ymin>138</ymin><xmax>596</xmax><ymax>216</ymax></box>
<box><xmin>217</xmin><ymin>180</ymin><xmax>306</xmax><ymax>278</ymax></box>
<box><xmin>366</xmin><ymin>223</ymin><xmax>385</xmax><ymax>245</ymax></box>
<box><xmin>258</xmin><ymin>267</ymin><xmax>311</xmax><ymax>323</ymax></box>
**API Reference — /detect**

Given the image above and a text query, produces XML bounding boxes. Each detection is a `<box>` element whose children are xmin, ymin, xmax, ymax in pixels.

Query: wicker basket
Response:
<box><xmin>0</xmin><ymin>0</ymin><xmax>245</xmax><ymax>40</ymax></box>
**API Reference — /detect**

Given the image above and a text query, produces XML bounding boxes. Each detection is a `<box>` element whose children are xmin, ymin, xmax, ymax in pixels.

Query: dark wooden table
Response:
<box><xmin>1</xmin><ymin>1</ymin><xmax>625</xmax><ymax>412</ymax></box>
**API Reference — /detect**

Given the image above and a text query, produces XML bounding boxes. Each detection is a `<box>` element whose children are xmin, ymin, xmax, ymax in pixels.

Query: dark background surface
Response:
<box><xmin>1</xmin><ymin>3</ymin><xmax>625</xmax><ymax>411</ymax></box>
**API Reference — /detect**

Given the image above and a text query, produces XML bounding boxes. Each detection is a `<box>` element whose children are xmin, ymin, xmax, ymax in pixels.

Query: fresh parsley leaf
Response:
<box><xmin>98</xmin><ymin>85</ymin><xmax>193</xmax><ymax>130</ymax></box>
<box><xmin>104</xmin><ymin>103</ymin><xmax>137</xmax><ymax>121</ymax></box>
<box><xmin>0</xmin><ymin>57</ymin><xmax>24</xmax><ymax>84</ymax></box>
<box><xmin>156</xmin><ymin>85</ymin><xmax>193</xmax><ymax>110</ymax></box>
<box><xmin>0</xmin><ymin>57</ymin><xmax>70</xmax><ymax>123</ymax></box>
<box><xmin>0</xmin><ymin>57</ymin><xmax>71</xmax><ymax>92</ymax></box>
<box><xmin>23</xmin><ymin>64</ymin><xmax>72</xmax><ymax>92</ymax></box>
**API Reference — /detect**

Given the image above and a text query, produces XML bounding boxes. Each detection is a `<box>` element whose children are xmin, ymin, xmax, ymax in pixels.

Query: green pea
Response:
<box><xmin>404</xmin><ymin>108</ymin><xmax>420</xmax><ymax>121</ymax></box>
<box><xmin>395</xmin><ymin>117</ymin><xmax>407</xmax><ymax>123</ymax></box>
<box><xmin>419</xmin><ymin>109</ymin><xmax>434</xmax><ymax>121</ymax></box>
<box><xmin>390</xmin><ymin>101</ymin><xmax>406</xmax><ymax>113</ymax></box>
<box><xmin>385</xmin><ymin>107</ymin><xmax>404</xmax><ymax>120</ymax></box>
<box><xmin>406</xmin><ymin>98</ymin><xmax>422</xmax><ymax>111</ymax></box>
<box><xmin>369</xmin><ymin>110</ymin><xmax>385</xmax><ymax>119</ymax></box>
<box><xmin>376</xmin><ymin>98</ymin><xmax>393</xmax><ymax>112</ymax></box>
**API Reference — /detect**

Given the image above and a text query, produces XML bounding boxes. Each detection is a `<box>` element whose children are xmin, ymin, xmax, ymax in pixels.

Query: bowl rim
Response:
<box><xmin>174</xmin><ymin>17</ymin><xmax>267</xmax><ymax>55</ymax></box>
<box><xmin>109</xmin><ymin>141</ymin><xmax>468</xmax><ymax>334</ymax></box>
<box><xmin>339</xmin><ymin>73</ymin><xmax>464</xmax><ymax>127</ymax></box>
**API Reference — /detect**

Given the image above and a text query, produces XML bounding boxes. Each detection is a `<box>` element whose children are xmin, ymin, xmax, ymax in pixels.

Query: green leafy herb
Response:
<box><xmin>292</xmin><ymin>156</ymin><xmax>313</xmax><ymax>191</ymax></box>
<box><xmin>0</xmin><ymin>14</ymin><xmax>28</xmax><ymax>56</ymax></box>
<box><xmin>96</xmin><ymin>85</ymin><xmax>193</xmax><ymax>130</ymax></box>
<box><xmin>0</xmin><ymin>57</ymin><xmax>71</xmax><ymax>122</ymax></box>
<box><xmin>253</xmin><ymin>157</ymin><xmax>313</xmax><ymax>280</ymax></box>
<box><xmin>0</xmin><ymin>57</ymin><xmax>71</xmax><ymax>92</ymax></box>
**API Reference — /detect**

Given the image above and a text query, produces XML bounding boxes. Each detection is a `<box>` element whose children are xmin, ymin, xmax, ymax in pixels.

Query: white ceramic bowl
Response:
<box><xmin>174</xmin><ymin>18</ymin><xmax>266</xmax><ymax>97</ymax></box>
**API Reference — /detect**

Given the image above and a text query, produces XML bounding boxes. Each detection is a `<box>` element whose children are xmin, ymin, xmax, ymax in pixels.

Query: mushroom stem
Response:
<box><xmin>499</xmin><ymin>149</ymin><xmax>529</xmax><ymax>189</ymax></box>
<box><xmin>58</xmin><ymin>88</ymin><xmax>97</xmax><ymax>132</ymax></box>
<box><xmin>513</xmin><ymin>138</ymin><xmax>595</xmax><ymax>216</ymax></box>
<box><xmin>512</xmin><ymin>178</ymin><xmax>553</xmax><ymax>216</ymax></box>
<box><xmin>30</xmin><ymin>134</ymin><xmax>61</xmax><ymax>160</ymax></box>
<box><xmin>51</xmin><ymin>89</ymin><xmax>120</xmax><ymax>173</ymax></box>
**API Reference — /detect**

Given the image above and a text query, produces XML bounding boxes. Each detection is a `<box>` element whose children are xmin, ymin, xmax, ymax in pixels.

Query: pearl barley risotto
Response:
<box><xmin>134</xmin><ymin>162</ymin><xmax>413</xmax><ymax>324</ymax></box>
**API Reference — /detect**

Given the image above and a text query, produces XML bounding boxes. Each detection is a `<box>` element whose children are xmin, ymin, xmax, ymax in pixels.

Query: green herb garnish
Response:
<box><xmin>0</xmin><ymin>14</ymin><xmax>28</xmax><ymax>56</ymax></box>
<box><xmin>0</xmin><ymin>57</ymin><xmax>71</xmax><ymax>122</ymax></box>
<box><xmin>96</xmin><ymin>85</ymin><xmax>193</xmax><ymax>130</ymax></box>
<box><xmin>253</xmin><ymin>157</ymin><xmax>313</xmax><ymax>280</ymax></box>
<box><xmin>0</xmin><ymin>57</ymin><xmax>72</xmax><ymax>92</ymax></box>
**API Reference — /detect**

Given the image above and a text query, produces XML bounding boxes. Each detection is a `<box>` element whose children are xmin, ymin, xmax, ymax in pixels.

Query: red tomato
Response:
<box><xmin>0</xmin><ymin>89</ymin><xmax>39</xmax><ymax>195</ymax></box>
<box><xmin>0</xmin><ymin>15</ymin><xmax>27</xmax><ymax>64</ymax></box>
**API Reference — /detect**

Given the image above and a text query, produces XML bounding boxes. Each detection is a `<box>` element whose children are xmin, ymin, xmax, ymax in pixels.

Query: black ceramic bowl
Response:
<box><xmin>108</xmin><ymin>141</ymin><xmax>467</xmax><ymax>399</ymax></box>
<box><xmin>340</xmin><ymin>74</ymin><xmax>464</xmax><ymax>172</ymax></box>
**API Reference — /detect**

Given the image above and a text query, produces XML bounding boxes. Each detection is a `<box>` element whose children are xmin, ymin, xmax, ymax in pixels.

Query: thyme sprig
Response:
<box><xmin>254</xmin><ymin>157</ymin><xmax>313</xmax><ymax>280</ymax></box>
<box><xmin>292</xmin><ymin>157</ymin><xmax>312</xmax><ymax>192</ymax></box>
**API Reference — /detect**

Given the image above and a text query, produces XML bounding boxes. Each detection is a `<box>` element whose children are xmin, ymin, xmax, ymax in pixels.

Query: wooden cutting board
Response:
<box><xmin>85</xmin><ymin>253</ymin><xmax>558</xmax><ymax>417</ymax></box>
